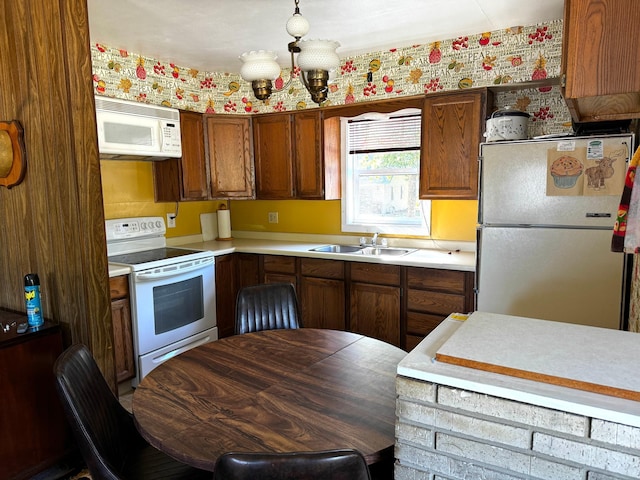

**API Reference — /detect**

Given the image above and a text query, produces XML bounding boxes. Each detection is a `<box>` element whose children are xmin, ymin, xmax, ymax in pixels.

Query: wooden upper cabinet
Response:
<box><xmin>154</xmin><ymin>110</ymin><xmax>207</xmax><ymax>201</ymax></box>
<box><xmin>561</xmin><ymin>0</ymin><xmax>640</xmax><ymax>122</ymax></box>
<box><xmin>419</xmin><ymin>88</ymin><xmax>490</xmax><ymax>200</ymax></box>
<box><xmin>294</xmin><ymin>111</ymin><xmax>324</xmax><ymax>199</ymax></box>
<box><xmin>177</xmin><ymin>110</ymin><xmax>208</xmax><ymax>199</ymax></box>
<box><xmin>253</xmin><ymin>110</ymin><xmax>340</xmax><ymax>200</ymax></box>
<box><xmin>205</xmin><ymin>115</ymin><xmax>254</xmax><ymax>199</ymax></box>
<box><xmin>253</xmin><ymin>113</ymin><xmax>294</xmax><ymax>199</ymax></box>
<box><xmin>155</xmin><ymin>112</ymin><xmax>254</xmax><ymax>201</ymax></box>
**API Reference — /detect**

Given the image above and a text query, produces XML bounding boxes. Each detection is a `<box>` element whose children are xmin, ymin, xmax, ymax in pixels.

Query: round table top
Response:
<box><xmin>132</xmin><ymin>328</ymin><xmax>406</xmax><ymax>471</ymax></box>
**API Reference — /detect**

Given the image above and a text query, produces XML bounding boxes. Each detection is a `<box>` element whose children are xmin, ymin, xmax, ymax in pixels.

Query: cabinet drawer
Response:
<box><xmin>406</xmin><ymin>311</ymin><xmax>447</xmax><ymax>335</ymax></box>
<box><xmin>350</xmin><ymin>263</ymin><xmax>401</xmax><ymax>285</ymax></box>
<box><xmin>407</xmin><ymin>289</ymin><xmax>465</xmax><ymax>315</ymax></box>
<box><xmin>301</xmin><ymin>258</ymin><xmax>344</xmax><ymax>279</ymax></box>
<box><xmin>263</xmin><ymin>255</ymin><xmax>297</xmax><ymax>274</ymax></box>
<box><xmin>406</xmin><ymin>267</ymin><xmax>466</xmax><ymax>293</ymax></box>
<box><xmin>109</xmin><ymin>275</ymin><xmax>129</xmax><ymax>300</ymax></box>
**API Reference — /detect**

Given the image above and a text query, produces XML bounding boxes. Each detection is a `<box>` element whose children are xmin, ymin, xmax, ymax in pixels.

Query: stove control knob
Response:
<box><xmin>156</xmin><ymin>220</ymin><xmax>162</xmax><ymax>229</ymax></box>
<box><xmin>140</xmin><ymin>222</ymin><xmax>147</xmax><ymax>230</ymax></box>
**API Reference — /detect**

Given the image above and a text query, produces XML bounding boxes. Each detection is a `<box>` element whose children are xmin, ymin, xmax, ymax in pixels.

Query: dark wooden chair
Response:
<box><xmin>212</xmin><ymin>449</ymin><xmax>371</xmax><ymax>480</ymax></box>
<box><xmin>235</xmin><ymin>282</ymin><xmax>301</xmax><ymax>335</ymax></box>
<box><xmin>53</xmin><ymin>344</ymin><xmax>211</xmax><ymax>480</ymax></box>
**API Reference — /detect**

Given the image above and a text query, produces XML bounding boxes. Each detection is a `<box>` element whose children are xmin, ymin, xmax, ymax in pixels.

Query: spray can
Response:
<box><xmin>24</xmin><ymin>273</ymin><xmax>43</xmax><ymax>328</ymax></box>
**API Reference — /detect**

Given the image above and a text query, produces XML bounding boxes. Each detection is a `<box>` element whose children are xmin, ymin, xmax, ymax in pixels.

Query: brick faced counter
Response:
<box><xmin>396</xmin><ymin>314</ymin><xmax>640</xmax><ymax>480</ymax></box>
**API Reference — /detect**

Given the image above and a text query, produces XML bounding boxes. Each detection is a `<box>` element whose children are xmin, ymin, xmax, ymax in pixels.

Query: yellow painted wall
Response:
<box><xmin>101</xmin><ymin>159</ymin><xmax>477</xmax><ymax>241</ymax></box>
<box><xmin>229</xmin><ymin>199</ymin><xmax>477</xmax><ymax>241</ymax></box>
<box><xmin>100</xmin><ymin>160</ymin><xmax>222</xmax><ymax>237</ymax></box>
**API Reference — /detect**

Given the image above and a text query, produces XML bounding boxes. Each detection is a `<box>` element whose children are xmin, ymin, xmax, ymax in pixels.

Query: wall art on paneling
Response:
<box><xmin>0</xmin><ymin>120</ymin><xmax>26</xmax><ymax>189</ymax></box>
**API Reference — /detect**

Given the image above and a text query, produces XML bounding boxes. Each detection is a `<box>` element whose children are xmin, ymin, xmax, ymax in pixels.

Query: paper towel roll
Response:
<box><xmin>216</xmin><ymin>208</ymin><xmax>232</xmax><ymax>240</ymax></box>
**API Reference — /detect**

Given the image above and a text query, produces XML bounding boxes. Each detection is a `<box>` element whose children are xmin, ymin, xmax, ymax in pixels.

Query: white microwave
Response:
<box><xmin>95</xmin><ymin>96</ymin><xmax>182</xmax><ymax>161</ymax></box>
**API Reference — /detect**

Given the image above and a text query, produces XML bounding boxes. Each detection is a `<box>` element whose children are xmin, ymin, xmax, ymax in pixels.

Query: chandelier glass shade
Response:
<box><xmin>239</xmin><ymin>0</ymin><xmax>339</xmax><ymax>105</ymax></box>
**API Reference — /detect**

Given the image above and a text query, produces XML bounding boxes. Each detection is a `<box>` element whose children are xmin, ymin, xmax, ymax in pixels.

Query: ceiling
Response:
<box><xmin>87</xmin><ymin>0</ymin><xmax>565</xmax><ymax>74</ymax></box>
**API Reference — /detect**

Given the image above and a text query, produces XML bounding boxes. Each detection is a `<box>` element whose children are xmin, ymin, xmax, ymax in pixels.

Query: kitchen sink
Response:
<box><xmin>359</xmin><ymin>247</ymin><xmax>416</xmax><ymax>256</ymax></box>
<box><xmin>309</xmin><ymin>244</ymin><xmax>364</xmax><ymax>253</ymax></box>
<box><xmin>309</xmin><ymin>244</ymin><xmax>416</xmax><ymax>256</ymax></box>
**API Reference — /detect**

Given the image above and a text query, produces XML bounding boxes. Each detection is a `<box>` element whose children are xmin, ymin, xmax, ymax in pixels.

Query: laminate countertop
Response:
<box><xmin>173</xmin><ymin>237</ymin><xmax>475</xmax><ymax>270</ymax></box>
<box><xmin>109</xmin><ymin>235</ymin><xmax>475</xmax><ymax>277</ymax></box>
<box><xmin>398</xmin><ymin>311</ymin><xmax>640</xmax><ymax>428</ymax></box>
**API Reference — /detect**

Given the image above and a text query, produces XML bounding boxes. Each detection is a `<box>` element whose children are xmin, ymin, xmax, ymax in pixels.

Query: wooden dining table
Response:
<box><xmin>132</xmin><ymin>328</ymin><xmax>406</xmax><ymax>475</ymax></box>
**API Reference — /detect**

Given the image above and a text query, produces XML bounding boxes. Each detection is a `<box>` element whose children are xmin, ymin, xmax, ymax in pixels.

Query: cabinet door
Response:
<box><xmin>420</xmin><ymin>89</ymin><xmax>488</xmax><ymax>199</ymax></box>
<box><xmin>0</xmin><ymin>327</ymin><xmax>70</xmax><ymax>479</ymax></box>
<box><xmin>215</xmin><ymin>254</ymin><xmax>237</xmax><ymax>338</ymax></box>
<box><xmin>350</xmin><ymin>282</ymin><xmax>401</xmax><ymax>347</ymax></box>
<box><xmin>179</xmin><ymin>111</ymin><xmax>208</xmax><ymax>200</ymax></box>
<box><xmin>153</xmin><ymin>110</ymin><xmax>207</xmax><ymax>201</ymax></box>
<box><xmin>301</xmin><ymin>277</ymin><xmax>345</xmax><ymax>330</ymax></box>
<box><xmin>205</xmin><ymin>115</ymin><xmax>255</xmax><ymax>198</ymax></box>
<box><xmin>109</xmin><ymin>275</ymin><xmax>135</xmax><ymax>383</ymax></box>
<box><xmin>237</xmin><ymin>253</ymin><xmax>260</xmax><ymax>288</ymax></box>
<box><xmin>300</xmin><ymin>258</ymin><xmax>346</xmax><ymax>330</ymax></box>
<box><xmin>563</xmin><ymin>0</ymin><xmax>640</xmax><ymax>97</ymax></box>
<box><xmin>111</xmin><ymin>297</ymin><xmax>135</xmax><ymax>382</ymax></box>
<box><xmin>253</xmin><ymin>114</ymin><xmax>294</xmax><ymax>199</ymax></box>
<box><xmin>561</xmin><ymin>0</ymin><xmax>640</xmax><ymax>121</ymax></box>
<box><xmin>293</xmin><ymin>111</ymin><xmax>323</xmax><ymax>199</ymax></box>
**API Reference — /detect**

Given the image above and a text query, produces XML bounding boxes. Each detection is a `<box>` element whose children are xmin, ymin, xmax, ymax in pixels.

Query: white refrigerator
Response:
<box><xmin>476</xmin><ymin>134</ymin><xmax>634</xmax><ymax>330</ymax></box>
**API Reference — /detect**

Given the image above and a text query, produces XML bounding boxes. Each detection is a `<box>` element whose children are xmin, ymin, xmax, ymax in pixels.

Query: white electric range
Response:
<box><xmin>106</xmin><ymin>216</ymin><xmax>217</xmax><ymax>386</ymax></box>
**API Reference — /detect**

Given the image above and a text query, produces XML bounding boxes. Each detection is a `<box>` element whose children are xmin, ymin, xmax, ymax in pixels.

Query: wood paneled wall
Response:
<box><xmin>0</xmin><ymin>0</ymin><xmax>115</xmax><ymax>388</ymax></box>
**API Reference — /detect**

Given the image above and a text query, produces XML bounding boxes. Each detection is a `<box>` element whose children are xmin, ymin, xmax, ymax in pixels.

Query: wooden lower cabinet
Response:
<box><xmin>215</xmin><ymin>253</ymin><xmax>260</xmax><ymax>338</ymax></box>
<box><xmin>215</xmin><ymin>254</ymin><xmax>238</xmax><ymax>338</ymax></box>
<box><xmin>405</xmin><ymin>267</ymin><xmax>474</xmax><ymax>350</ymax></box>
<box><xmin>300</xmin><ymin>258</ymin><xmax>345</xmax><ymax>330</ymax></box>
<box><xmin>0</xmin><ymin>317</ymin><xmax>71</xmax><ymax>480</ymax></box>
<box><xmin>350</xmin><ymin>263</ymin><xmax>402</xmax><ymax>348</ymax></box>
<box><xmin>262</xmin><ymin>255</ymin><xmax>298</xmax><ymax>286</ymax></box>
<box><xmin>214</xmin><ymin>253</ymin><xmax>472</xmax><ymax>350</ymax></box>
<box><xmin>109</xmin><ymin>275</ymin><xmax>134</xmax><ymax>383</ymax></box>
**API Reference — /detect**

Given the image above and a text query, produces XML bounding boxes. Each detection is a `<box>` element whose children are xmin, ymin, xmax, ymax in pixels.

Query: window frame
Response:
<box><xmin>340</xmin><ymin>109</ymin><xmax>431</xmax><ymax>236</ymax></box>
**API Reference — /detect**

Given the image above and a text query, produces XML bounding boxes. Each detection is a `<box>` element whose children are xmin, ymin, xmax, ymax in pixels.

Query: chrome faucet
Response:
<box><xmin>371</xmin><ymin>232</ymin><xmax>379</xmax><ymax>246</ymax></box>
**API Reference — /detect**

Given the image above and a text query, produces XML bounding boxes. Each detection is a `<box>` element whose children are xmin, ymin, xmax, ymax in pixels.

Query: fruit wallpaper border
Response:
<box><xmin>91</xmin><ymin>18</ymin><xmax>572</xmax><ymax>137</ymax></box>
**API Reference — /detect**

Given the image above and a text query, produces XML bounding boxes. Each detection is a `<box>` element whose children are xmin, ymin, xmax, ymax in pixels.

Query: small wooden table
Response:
<box><xmin>133</xmin><ymin>329</ymin><xmax>406</xmax><ymax>473</ymax></box>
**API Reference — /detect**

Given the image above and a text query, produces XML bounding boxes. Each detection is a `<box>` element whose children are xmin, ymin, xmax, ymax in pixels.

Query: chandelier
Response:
<box><xmin>239</xmin><ymin>0</ymin><xmax>340</xmax><ymax>105</ymax></box>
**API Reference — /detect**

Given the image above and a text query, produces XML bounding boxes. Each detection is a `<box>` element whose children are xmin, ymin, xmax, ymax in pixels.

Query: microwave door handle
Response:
<box><xmin>135</xmin><ymin>257</ymin><xmax>214</xmax><ymax>281</ymax></box>
<box><xmin>158</xmin><ymin>121</ymin><xmax>165</xmax><ymax>151</ymax></box>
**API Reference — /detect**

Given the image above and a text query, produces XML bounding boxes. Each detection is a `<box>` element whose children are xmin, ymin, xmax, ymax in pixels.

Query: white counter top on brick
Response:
<box><xmin>168</xmin><ymin>236</ymin><xmax>476</xmax><ymax>271</ymax></box>
<box><xmin>398</xmin><ymin>312</ymin><xmax>640</xmax><ymax>428</ymax></box>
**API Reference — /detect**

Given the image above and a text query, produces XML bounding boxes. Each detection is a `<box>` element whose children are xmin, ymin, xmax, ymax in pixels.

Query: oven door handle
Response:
<box><xmin>150</xmin><ymin>333</ymin><xmax>214</xmax><ymax>368</ymax></box>
<box><xmin>135</xmin><ymin>257</ymin><xmax>214</xmax><ymax>281</ymax></box>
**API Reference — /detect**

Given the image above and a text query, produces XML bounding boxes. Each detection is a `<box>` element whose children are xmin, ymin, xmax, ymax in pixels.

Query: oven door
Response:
<box><xmin>130</xmin><ymin>256</ymin><xmax>216</xmax><ymax>357</ymax></box>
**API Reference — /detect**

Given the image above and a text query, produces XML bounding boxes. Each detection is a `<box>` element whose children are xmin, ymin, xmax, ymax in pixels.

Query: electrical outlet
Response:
<box><xmin>268</xmin><ymin>212</ymin><xmax>279</xmax><ymax>224</ymax></box>
<box><xmin>167</xmin><ymin>213</ymin><xmax>176</xmax><ymax>228</ymax></box>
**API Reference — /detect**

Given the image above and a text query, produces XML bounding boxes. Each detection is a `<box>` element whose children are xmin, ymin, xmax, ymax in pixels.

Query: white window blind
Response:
<box><xmin>348</xmin><ymin>114</ymin><xmax>421</xmax><ymax>153</ymax></box>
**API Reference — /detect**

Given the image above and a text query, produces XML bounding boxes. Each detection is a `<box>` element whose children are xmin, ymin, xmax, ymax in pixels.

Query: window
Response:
<box><xmin>341</xmin><ymin>109</ymin><xmax>430</xmax><ymax>235</ymax></box>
